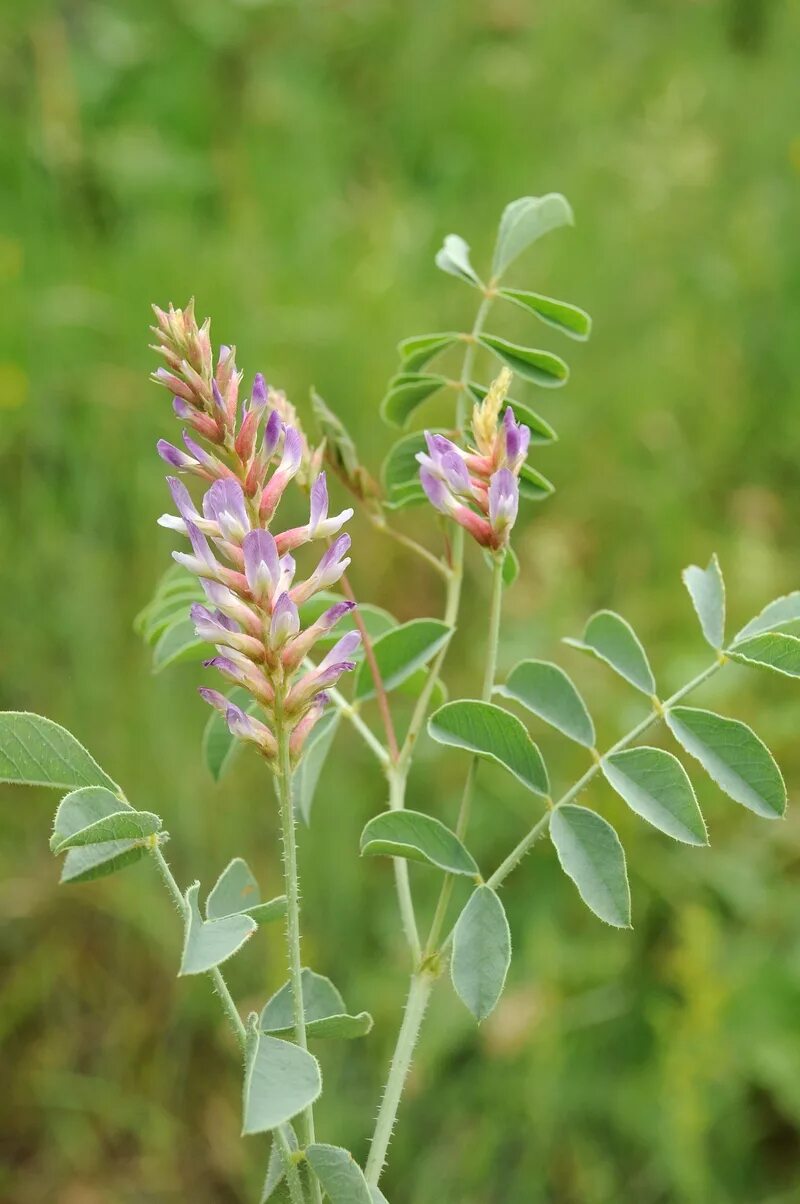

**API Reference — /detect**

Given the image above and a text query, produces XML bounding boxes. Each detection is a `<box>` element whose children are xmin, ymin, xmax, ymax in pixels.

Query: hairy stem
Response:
<box><xmin>340</xmin><ymin>569</ymin><xmax>399</xmax><ymax>763</ymax></box>
<box><xmin>364</xmin><ymin>971</ymin><xmax>435</xmax><ymax>1186</ymax></box>
<box><xmin>274</xmin><ymin>1125</ymin><xmax>307</xmax><ymax>1204</ymax></box>
<box><xmin>275</xmin><ymin>694</ymin><xmax>322</xmax><ymax>1204</ymax></box>
<box><xmin>426</xmin><ymin>551</ymin><xmax>505</xmax><ymax>953</ymax></box>
<box><xmin>366</xmin><ymin>287</ymin><xmax>498</xmax><ymax>1185</ymax></box>
<box><xmin>387</xmin><ymin>765</ymin><xmax>421</xmax><ymax>961</ymax></box>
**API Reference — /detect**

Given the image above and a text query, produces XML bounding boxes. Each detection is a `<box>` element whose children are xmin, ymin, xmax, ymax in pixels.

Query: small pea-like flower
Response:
<box><xmin>417</xmin><ymin>368</ymin><xmax>531</xmax><ymax>551</ymax></box>
<box><xmin>152</xmin><ymin>303</ymin><xmax>359</xmax><ymax>767</ymax></box>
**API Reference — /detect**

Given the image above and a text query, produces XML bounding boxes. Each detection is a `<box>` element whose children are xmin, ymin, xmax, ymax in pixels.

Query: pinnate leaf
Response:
<box><xmin>179</xmin><ymin>882</ymin><xmax>256</xmax><ymax>976</ymax></box>
<box><xmin>550</xmin><ymin>804</ymin><xmax>631</xmax><ymax>928</ymax></box>
<box><xmin>360</xmin><ymin>810</ymin><xmax>478</xmax><ymax>877</ymax></box>
<box><xmin>451</xmin><ymin>885</ymin><xmax>511</xmax><ymax>1021</ymax></box>
<box><xmin>565</xmin><ymin>610</ymin><xmax>655</xmax><ymax>695</ymax></box>
<box><xmin>492</xmin><ymin>193</ymin><xmax>574</xmax><ymax>278</ymax></box>
<box><xmin>478</xmin><ymin>334</ymin><xmax>569</xmax><ymax>387</ymax></box>
<box><xmin>498</xmin><ymin>288</ymin><xmax>591</xmax><ymax>340</ymax></box>
<box><xmin>729</xmin><ymin>632</ymin><xmax>800</xmax><ymax>678</ymax></box>
<box><xmin>152</xmin><ymin>616</ymin><xmax>209</xmax><ymax>673</ymax></box>
<box><xmin>429</xmin><ymin>700</ymin><xmax>549</xmax><ymax>796</ymax></box>
<box><xmin>682</xmin><ymin>554</ymin><xmax>725</xmax><ymax>649</ymax></box>
<box><xmin>0</xmin><ymin>712</ymin><xmax>120</xmax><ymax>792</ymax></box>
<box><xmin>242</xmin><ymin>1019</ymin><xmax>322</xmax><ymax>1135</ymax></box>
<box><xmin>601</xmin><ymin>747</ymin><xmax>707</xmax><ymax>845</ymax></box>
<box><xmin>354</xmin><ymin>619</ymin><xmax>452</xmax><ymax>701</ymax></box>
<box><xmin>51</xmin><ymin>786</ymin><xmax>151</xmax><ymax>884</ymax></box>
<box><xmin>397</xmin><ymin>333</ymin><xmax>460</xmax><ymax>372</ymax></box>
<box><xmin>496</xmin><ymin>659</ymin><xmax>595</xmax><ymax>747</ymax></box>
<box><xmin>306</xmin><ymin>1144</ymin><xmax>373</xmax><ymax>1204</ymax></box>
<box><xmin>260</xmin><ymin>968</ymin><xmax>373</xmax><ymax>1041</ymax></box>
<box><xmin>665</xmin><ymin>706</ymin><xmax>786</xmax><ymax>819</ymax></box>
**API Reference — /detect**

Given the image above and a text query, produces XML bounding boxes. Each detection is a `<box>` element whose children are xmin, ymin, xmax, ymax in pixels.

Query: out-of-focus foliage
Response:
<box><xmin>1</xmin><ymin>1</ymin><xmax>800</xmax><ymax>1201</ymax></box>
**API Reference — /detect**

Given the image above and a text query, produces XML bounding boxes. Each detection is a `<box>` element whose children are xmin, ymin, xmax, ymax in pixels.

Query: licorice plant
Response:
<box><xmin>3</xmin><ymin>194</ymin><xmax>798</xmax><ymax>1204</ymax></box>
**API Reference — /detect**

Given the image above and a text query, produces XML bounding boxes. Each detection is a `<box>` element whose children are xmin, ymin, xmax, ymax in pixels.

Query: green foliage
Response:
<box><xmin>550</xmin><ymin>804</ymin><xmax>632</xmax><ymax>929</ymax></box>
<box><xmin>242</xmin><ymin>1020</ymin><xmax>322</xmax><ymax>1135</ymax></box>
<box><xmin>451</xmin><ymin>885</ymin><xmax>511</xmax><ymax>1021</ymax></box>
<box><xmin>354</xmin><ymin>619</ymin><xmax>452</xmax><ymax>700</ymax></box>
<box><xmin>206</xmin><ymin>858</ymin><xmax>286</xmax><ymax>926</ymax></box>
<box><xmin>601</xmin><ymin>748</ymin><xmax>708</xmax><ymax>846</ymax></box>
<box><xmin>476</xmin><ymin>334</ymin><xmax>569</xmax><ymax>387</ymax></box>
<box><xmin>491</xmin><ymin>194</ymin><xmax>574</xmax><ymax>278</ymax></box>
<box><xmin>306</xmin><ymin>1143</ymin><xmax>373</xmax><ymax>1204</ymax></box>
<box><xmin>565</xmin><ymin>611</ymin><xmax>656</xmax><ymax>695</ymax></box>
<box><xmin>293</xmin><ymin>711</ymin><xmax>341</xmax><ymax>825</ymax></box>
<box><xmin>665</xmin><ymin>707</ymin><xmax>786</xmax><ymax>819</ymax></box>
<box><xmin>179</xmin><ymin>882</ymin><xmax>256</xmax><ymax>976</ymax></box>
<box><xmin>498</xmin><ymin>288</ymin><xmax>592</xmax><ymax>340</ymax></box>
<box><xmin>730</xmin><ymin>632</ymin><xmax>800</xmax><ymax>678</ymax></box>
<box><xmin>0</xmin><ymin>712</ymin><xmax>120</xmax><ymax>793</ymax></box>
<box><xmin>682</xmin><ymin>554</ymin><xmax>726</xmax><ymax>649</ymax></box>
<box><xmin>360</xmin><ymin>810</ymin><xmax>478</xmax><ymax>877</ymax></box>
<box><xmin>429</xmin><ymin>699</ymin><xmax>550</xmax><ymax>796</ymax></box>
<box><xmin>260</xmin><ymin>968</ymin><xmax>373</xmax><ymax>1041</ymax></box>
<box><xmin>496</xmin><ymin>659</ymin><xmax>595</xmax><ymax>748</ymax></box>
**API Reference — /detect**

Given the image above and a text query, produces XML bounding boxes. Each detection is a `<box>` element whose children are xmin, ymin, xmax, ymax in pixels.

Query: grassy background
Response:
<box><xmin>2</xmin><ymin>1</ymin><xmax>800</xmax><ymax>1201</ymax></box>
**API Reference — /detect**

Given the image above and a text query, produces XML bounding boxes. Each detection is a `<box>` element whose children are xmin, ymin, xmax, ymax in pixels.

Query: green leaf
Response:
<box><xmin>52</xmin><ymin>809</ymin><xmax>161</xmax><ymax>853</ymax></box>
<box><xmin>306</xmin><ymin>1144</ymin><xmax>373</xmax><ymax>1204</ymax></box>
<box><xmin>0</xmin><ymin>712</ymin><xmax>120</xmax><ymax>792</ymax></box>
<box><xmin>354</xmin><ymin>619</ymin><xmax>452</xmax><ymax>701</ymax></box>
<box><xmin>379</xmin><ymin>373</ymin><xmax>449</xmax><ymax>428</ymax></box>
<box><xmin>152</xmin><ymin>616</ymin><xmax>209</xmax><ymax>673</ymax></box>
<box><xmin>468</xmin><ymin>383</ymin><xmax>558</xmax><ymax>445</ymax></box>
<box><xmin>360</xmin><ymin>809</ymin><xmax>479</xmax><ymax>876</ymax></box>
<box><xmin>395</xmin><ymin>665</ymin><xmax>448</xmax><ymax>709</ymax></box>
<box><xmin>50</xmin><ymin>786</ymin><xmax>151</xmax><ymax>884</ymax></box>
<box><xmin>428</xmin><ymin>700</ymin><xmax>549</xmax><ymax>796</ymax></box>
<box><xmin>60</xmin><ymin>839</ymin><xmax>150</xmax><ymax>884</ymax></box>
<box><xmin>729</xmin><ymin>632</ymin><xmax>800</xmax><ymax>679</ymax></box>
<box><xmin>206</xmin><ymin>857</ymin><xmax>286</xmax><ymax>926</ymax></box>
<box><xmin>242</xmin><ymin>1019</ymin><xmax>322</xmax><ymax>1135</ymax></box>
<box><xmin>477</xmin><ymin>334</ymin><xmax>569</xmax><ymax>388</ymax></box>
<box><xmin>293</xmin><ymin>711</ymin><xmax>341</xmax><ymax>825</ymax></box>
<box><xmin>397</xmin><ymin>333</ymin><xmax>461</xmax><ymax>372</ymax></box>
<box><xmin>733</xmin><ymin>592</ymin><xmax>800</xmax><ymax>643</ymax></box>
<box><xmin>260</xmin><ymin>968</ymin><xmax>373</xmax><ymax>1041</ymax></box>
<box><xmin>202</xmin><ymin>687</ymin><xmax>252</xmax><ymax>782</ymax></box>
<box><xmin>501</xmin><ymin>545</ymin><xmax>520</xmax><ymax>588</ymax></box>
<box><xmin>564</xmin><ymin>610</ymin><xmax>656</xmax><ymax>695</ymax></box>
<box><xmin>492</xmin><ymin>193</ymin><xmax>574</xmax><ymax>279</ymax></box>
<box><xmin>179</xmin><ymin>882</ymin><xmax>256</xmax><ymax>976</ymax></box>
<box><xmin>262</xmin><ymin>1125</ymin><xmax>298</xmax><ymax>1202</ymax></box>
<box><xmin>435</xmin><ymin>233</ymin><xmax>482</xmax><ymax>287</ymax></box>
<box><xmin>518</xmin><ymin>462</ymin><xmax>555</xmax><ymax>501</ymax></box>
<box><xmin>682</xmin><ymin>554</ymin><xmax>725</xmax><ymax>649</ymax></box>
<box><xmin>496</xmin><ymin>659</ymin><xmax>595</xmax><ymax>748</ymax></box>
<box><xmin>381</xmin><ymin>430</ymin><xmax>439</xmax><ymax>500</ymax></box>
<box><xmin>550</xmin><ymin>804</ymin><xmax>631</xmax><ymax>928</ymax></box>
<box><xmin>665</xmin><ymin>706</ymin><xmax>786</xmax><ymax>819</ymax></box>
<box><xmin>136</xmin><ymin>584</ymin><xmax>205</xmax><ymax>645</ymax></box>
<box><xmin>602</xmin><ymin>747</ymin><xmax>708</xmax><ymax>846</ymax></box>
<box><xmin>451</xmin><ymin>885</ymin><xmax>511</xmax><ymax>1021</ymax></box>
<box><xmin>498</xmin><ymin>288</ymin><xmax>591</xmax><ymax>341</ymax></box>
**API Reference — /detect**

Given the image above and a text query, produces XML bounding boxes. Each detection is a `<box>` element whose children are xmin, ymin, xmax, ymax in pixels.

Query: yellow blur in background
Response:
<box><xmin>2</xmin><ymin>2</ymin><xmax>800</xmax><ymax>1202</ymax></box>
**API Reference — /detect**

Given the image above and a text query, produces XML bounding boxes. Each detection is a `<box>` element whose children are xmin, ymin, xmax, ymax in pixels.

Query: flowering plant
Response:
<box><xmin>3</xmin><ymin>194</ymin><xmax>798</xmax><ymax>1203</ymax></box>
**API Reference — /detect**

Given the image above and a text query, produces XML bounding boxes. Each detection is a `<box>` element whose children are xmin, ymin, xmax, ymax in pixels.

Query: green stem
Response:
<box><xmin>274</xmin><ymin>1125</ymin><xmax>307</xmax><ymax>1204</ymax></box>
<box><xmin>425</xmin><ymin>551</ymin><xmax>505</xmax><ymax>954</ymax></box>
<box><xmin>388</xmin><ymin>766</ymin><xmax>422</xmax><ymax>960</ymax></box>
<box><xmin>364</xmin><ymin>971</ymin><xmax>435</xmax><ymax>1187</ymax></box>
<box><xmin>151</xmin><ymin>844</ymin><xmax>246</xmax><ymax>1046</ymax></box>
<box><xmin>308</xmin><ymin>668</ymin><xmax>390</xmax><ymax>768</ymax></box>
<box><xmin>275</xmin><ymin>695</ymin><xmax>322</xmax><ymax>1204</ymax></box>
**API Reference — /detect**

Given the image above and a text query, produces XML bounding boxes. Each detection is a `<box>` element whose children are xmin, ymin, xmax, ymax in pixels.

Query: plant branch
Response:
<box><xmin>275</xmin><ymin>693</ymin><xmax>322</xmax><ymax>1204</ymax></box>
<box><xmin>306</xmin><ymin>668</ymin><xmax>390</xmax><ymax>768</ymax></box>
<box><xmin>274</xmin><ymin>1125</ymin><xmax>307</xmax><ymax>1204</ymax></box>
<box><xmin>340</xmin><ymin>569</ymin><xmax>399</xmax><ymax>763</ymax></box>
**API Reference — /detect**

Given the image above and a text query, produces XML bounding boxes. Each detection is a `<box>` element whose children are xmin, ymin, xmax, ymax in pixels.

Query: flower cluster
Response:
<box><xmin>151</xmin><ymin>300</ymin><xmax>358</xmax><ymax>765</ymax></box>
<box><xmin>416</xmin><ymin>368</ymin><xmax>529</xmax><ymax>551</ymax></box>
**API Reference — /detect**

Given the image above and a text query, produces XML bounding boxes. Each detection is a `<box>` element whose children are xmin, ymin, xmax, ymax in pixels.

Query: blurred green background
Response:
<box><xmin>2</xmin><ymin>1</ymin><xmax>800</xmax><ymax>1201</ymax></box>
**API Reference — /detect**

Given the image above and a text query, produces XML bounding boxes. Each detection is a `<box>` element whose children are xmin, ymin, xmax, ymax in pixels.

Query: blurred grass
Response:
<box><xmin>2</xmin><ymin>0</ymin><xmax>800</xmax><ymax>1201</ymax></box>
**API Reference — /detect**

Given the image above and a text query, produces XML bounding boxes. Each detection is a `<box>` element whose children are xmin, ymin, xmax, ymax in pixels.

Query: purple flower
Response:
<box><xmin>251</xmin><ymin>373</ymin><xmax>269</xmax><ymax>411</ymax></box>
<box><xmin>419</xmin><ymin>468</ymin><xmax>456</xmax><ymax>517</ymax></box>
<box><xmin>291</xmin><ymin>534</ymin><xmax>351</xmax><ymax>604</ymax></box>
<box><xmin>263</xmin><ymin>409</ymin><xmax>282</xmax><ymax>458</ymax></box>
<box><xmin>243</xmin><ymin>529</ymin><xmax>281</xmax><ymax>601</ymax></box>
<box><xmin>225</xmin><ymin>704</ymin><xmax>276</xmax><ymax>756</ymax></box>
<box><xmin>309</xmin><ymin>473</ymin><xmax>328</xmax><ymax>535</ymax></box>
<box><xmin>173</xmin><ymin>520</ymin><xmax>220</xmax><ymax>577</ymax></box>
<box><xmin>501</xmin><ymin>407</ymin><xmax>530</xmax><ymax>471</ymax></box>
<box><xmin>202</xmin><ymin>479</ymin><xmax>251</xmax><ymax>543</ymax></box>
<box><xmin>157</xmin><ymin>439</ymin><xmax>197</xmax><ymax>471</ymax></box>
<box><xmin>269</xmin><ymin>592</ymin><xmax>300</xmax><ymax>648</ymax></box>
<box><xmin>488</xmin><ymin>468</ymin><xmax>519</xmax><ymax>541</ymax></box>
